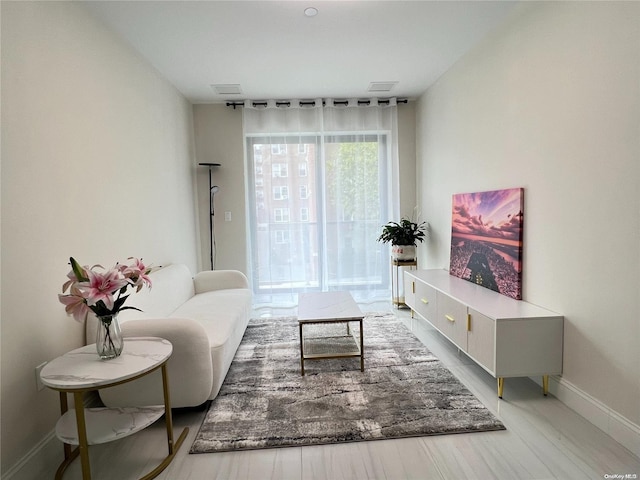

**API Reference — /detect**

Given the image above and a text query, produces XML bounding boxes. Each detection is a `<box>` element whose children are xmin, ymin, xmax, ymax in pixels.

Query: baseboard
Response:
<box><xmin>542</xmin><ymin>375</ymin><xmax>640</xmax><ymax>458</ymax></box>
<box><xmin>2</xmin><ymin>430</ymin><xmax>59</xmax><ymax>480</ymax></box>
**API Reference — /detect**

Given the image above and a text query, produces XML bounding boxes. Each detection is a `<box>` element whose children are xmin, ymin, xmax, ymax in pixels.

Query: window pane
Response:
<box><xmin>248</xmin><ymin>137</ymin><xmax>320</xmax><ymax>292</ymax></box>
<box><xmin>247</xmin><ymin>134</ymin><xmax>386</xmax><ymax>294</ymax></box>
<box><xmin>324</xmin><ymin>135</ymin><xmax>384</xmax><ymax>287</ymax></box>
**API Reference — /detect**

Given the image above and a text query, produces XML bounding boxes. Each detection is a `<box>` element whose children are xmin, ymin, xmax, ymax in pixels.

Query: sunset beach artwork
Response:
<box><xmin>449</xmin><ymin>188</ymin><xmax>524</xmax><ymax>299</ymax></box>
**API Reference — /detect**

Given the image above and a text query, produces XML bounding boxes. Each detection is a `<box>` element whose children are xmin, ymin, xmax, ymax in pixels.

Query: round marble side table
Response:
<box><xmin>40</xmin><ymin>337</ymin><xmax>189</xmax><ymax>480</ymax></box>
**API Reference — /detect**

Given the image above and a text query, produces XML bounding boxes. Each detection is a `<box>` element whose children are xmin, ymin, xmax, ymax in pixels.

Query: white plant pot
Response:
<box><xmin>392</xmin><ymin>245</ymin><xmax>416</xmax><ymax>261</ymax></box>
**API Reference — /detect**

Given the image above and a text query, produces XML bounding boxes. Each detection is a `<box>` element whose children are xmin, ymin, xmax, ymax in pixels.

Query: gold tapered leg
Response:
<box><xmin>359</xmin><ymin>318</ymin><xmax>364</xmax><ymax>372</ymax></box>
<box><xmin>497</xmin><ymin>377</ymin><xmax>504</xmax><ymax>398</ymax></box>
<box><xmin>139</xmin><ymin>362</ymin><xmax>188</xmax><ymax>480</ymax></box>
<box><xmin>542</xmin><ymin>375</ymin><xmax>549</xmax><ymax>396</ymax></box>
<box><xmin>73</xmin><ymin>391</ymin><xmax>91</xmax><ymax>479</ymax></box>
<box><xmin>55</xmin><ymin>392</ymin><xmax>78</xmax><ymax>480</ymax></box>
<box><xmin>59</xmin><ymin>393</ymin><xmax>72</xmax><ymax>460</ymax></box>
<box><xmin>299</xmin><ymin>322</ymin><xmax>305</xmax><ymax>376</ymax></box>
<box><xmin>55</xmin><ymin>447</ymin><xmax>79</xmax><ymax>480</ymax></box>
<box><xmin>161</xmin><ymin>365</ymin><xmax>175</xmax><ymax>455</ymax></box>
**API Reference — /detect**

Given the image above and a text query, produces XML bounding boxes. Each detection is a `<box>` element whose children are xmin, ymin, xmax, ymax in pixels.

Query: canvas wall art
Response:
<box><xmin>449</xmin><ymin>188</ymin><xmax>524</xmax><ymax>299</ymax></box>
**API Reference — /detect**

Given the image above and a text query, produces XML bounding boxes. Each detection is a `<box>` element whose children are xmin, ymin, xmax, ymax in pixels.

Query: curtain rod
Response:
<box><xmin>225</xmin><ymin>98</ymin><xmax>408</xmax><ymax>109</ymax></box>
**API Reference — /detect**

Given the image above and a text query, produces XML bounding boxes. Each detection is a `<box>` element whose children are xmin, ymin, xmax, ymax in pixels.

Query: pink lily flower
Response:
<box><xmin>122</xmin><ymin>258</ymin><xmax>153</xmax><ymax>291</ymax></box>
<box><xmin>62</xmin><ymin>271</ymin><xmax>77</xmax><ymax>293</ymax></box>
<box><xmin>79</xmin><ymin>268</ymin><xmax>128</xmax><ymax>309</ymax></box>
<box><xmin>58</xmin><ymin>287</ymin><xmax>91</xmax><ymax>323</ymax></box>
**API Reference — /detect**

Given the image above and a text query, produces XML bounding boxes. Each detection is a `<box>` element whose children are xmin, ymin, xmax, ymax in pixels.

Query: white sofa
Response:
<box><xmin>86</xmin><ymin>264</ymin><xmax>251</xmax><ymax>408</ymax></box>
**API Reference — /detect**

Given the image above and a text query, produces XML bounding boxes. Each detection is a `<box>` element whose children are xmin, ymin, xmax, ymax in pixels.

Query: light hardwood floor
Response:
<box><xmin>39</xmin><ymin>309</ymin><xmax>640</xmax><ymax>480</ymax></box>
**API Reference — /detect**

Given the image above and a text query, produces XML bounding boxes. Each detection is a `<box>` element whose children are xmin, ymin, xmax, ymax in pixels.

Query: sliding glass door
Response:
<box><xmin>246</xmin><ymin>133</ymin><xmax>390</xmax><ymax>299</ymax></box>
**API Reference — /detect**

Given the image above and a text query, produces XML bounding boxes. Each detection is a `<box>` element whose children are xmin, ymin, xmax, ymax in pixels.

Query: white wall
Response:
<box><xmin>192</xmin><ymin>103</ymin><xmax>418</xmax><ymax>274</ymax></box>
<box><xmin>416</xmin><ymin>0</ymin><xmax>639</xmax><ymax>432</ymax></box>
<box><xmin>1</xmin><ymin>2</ymin><xmax>199</xmax><ymax>472</ymax></box>
<box><xmin>397</xmin><ymin>102</ymin><xmax>418</xmax><ymax>221</ymax></box>
<box><xmin>193</xmin><ymin>104</ymin><xmax>247</xmax><ymax>273</ymax></box>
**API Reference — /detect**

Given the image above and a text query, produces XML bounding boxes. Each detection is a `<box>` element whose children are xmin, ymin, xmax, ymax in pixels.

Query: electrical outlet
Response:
<box><xmin>35</xmin><ymin>362</ymin><xmax>47</xmax><ymax>391</ymax></box>
<box><xmin>224</xmin><ymin>211</ymin><xmax>232</xmax><ymax>222</ymax></box>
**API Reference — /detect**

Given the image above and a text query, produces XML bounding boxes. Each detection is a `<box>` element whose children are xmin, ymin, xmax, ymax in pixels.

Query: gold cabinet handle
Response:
<box><xmin>421</xmin><ymin>298</ymin><xmax>429</xmax><ymax>304</ymax></box>
<box><xmin>412</xmin><ymin>282</ymin><xmax>415</xmax><ymax>294</ymax></box>
<box><xmin>467</xmin><ymin>314</ymin><xmax>471</xmax><ymax>331</ymax></box>
<box><xmin>445</xmin><ymin>314</ymin><xmax>455</xmax><ymax>323</ymax></box>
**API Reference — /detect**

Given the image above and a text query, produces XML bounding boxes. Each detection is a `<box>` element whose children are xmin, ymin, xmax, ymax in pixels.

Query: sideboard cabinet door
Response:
<box><xmin>414</xmin><ymin>281</ymin><xmax>438</xmax><ymax>325</ymax></box>
<box><xmin>467</xmin><ymin>309</ymin><xmax>496</xmax><ymax>374</ymax></box>
<box><xmin>436</xmin><ymin>292</ymin><xmax>467</xmax><ymax>349</ymax></box>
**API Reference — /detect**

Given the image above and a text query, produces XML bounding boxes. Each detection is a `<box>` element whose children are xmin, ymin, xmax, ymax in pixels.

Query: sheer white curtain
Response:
<box><xmin>243</xmin><ymin>99</ymin><xmax>399</xmax><ymax>312</ymax></box>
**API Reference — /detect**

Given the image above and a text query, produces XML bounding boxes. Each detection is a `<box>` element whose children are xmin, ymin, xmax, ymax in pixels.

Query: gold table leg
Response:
<box><xmin>161</xmin><ymin>364</ymin><xmax>176</xmax><ymax>454</ymax></box>
<box><xmin>55</xmin><ymin>392</ymin><xmax>80</xmax><ymax>480</ymax></box>
<box><xmin>59</xmin><ymin>393</ymin><xmax>71</xmax><ymax>459</ymax></box>
<box><xmin>73</xmin><ymin>391</ymin><xmax>91</xmax><ymax>480</ymax></box>
<box><xmin>497</xmin><ymin>377</ymin><xmax>504</xmax><ymax>398</ymax></box>
<box><xmin>139</xmin><ymin>363</ymin><xmax>189</xmax><ymax>480</ymax></box>
<box><xmin>359</xmin><ymin>318</ymin><xmax>364</xmax><ymax>372</ymax></box>
<box><xmin>299</xmin><ymin>322</ymin><xmax>305</xmax><ymax>376</ymax></box>
<box><xmin>55</xmin><ymin>447</ymin><xmax>79</xmax><ymax>480</ymax></box>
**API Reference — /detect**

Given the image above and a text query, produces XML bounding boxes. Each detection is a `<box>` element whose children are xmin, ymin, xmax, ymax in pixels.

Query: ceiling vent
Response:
<box><xmin>367</xmin><ymin>81</ymin><xmax>398</xmax><ymax>93</ymax></box>
<box><xmin>211</xmin><ymin>84</ymin><xmax>243</xmax><ymax>95</ymax></box>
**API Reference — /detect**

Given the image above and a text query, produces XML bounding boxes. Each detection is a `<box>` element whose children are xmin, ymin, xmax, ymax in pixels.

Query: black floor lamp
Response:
<box><xmin>199</xmin><ymin>163</ymin><xmax>221</xmax><ymax>270</ymax></box>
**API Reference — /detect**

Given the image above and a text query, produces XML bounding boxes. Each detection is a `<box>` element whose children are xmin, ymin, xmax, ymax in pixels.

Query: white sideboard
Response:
<box><xmin>404</xmin><ymin>269</ymin><xmax>563</xmax><ymax>398</ymax></box>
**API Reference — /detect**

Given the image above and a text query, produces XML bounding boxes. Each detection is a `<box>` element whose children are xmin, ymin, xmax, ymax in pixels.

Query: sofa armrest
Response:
<box><xmin>98</xmin><ymin>318</ymin><xmax>213</xmax><ymax>408</ymax></box>
<box><xmin>194</xmin><ymin>270</ymin><xmax>249</xmax><ymax>294</ymax></box>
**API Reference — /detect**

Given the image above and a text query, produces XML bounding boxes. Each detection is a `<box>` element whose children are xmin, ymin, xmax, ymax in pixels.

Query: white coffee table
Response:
<box><xmin>40</xmin><ymin>337</ymin><xmax>188</xmax><ymax>480</ymax></box>
<box><xmin>298</xmin><ymin>291</ymin><xmax>365</xmax><ymax>375</ymax></box>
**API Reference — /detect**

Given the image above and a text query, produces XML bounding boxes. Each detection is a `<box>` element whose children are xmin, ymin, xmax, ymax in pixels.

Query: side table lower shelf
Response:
<box><xmin>54</xmin><ymin>404</ymin><xmax>188</xmax><ymax>480</ymax></box>
<box><xmin>56</xmin><ymin>407</ymin><xmax>165</xmax><ymax>445</ymax></box>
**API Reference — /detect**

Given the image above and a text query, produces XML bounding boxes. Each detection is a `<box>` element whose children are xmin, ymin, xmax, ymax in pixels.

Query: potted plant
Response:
<box><xmin>377</xmin><ymin>217</ymin><xmax>427</xmax><ymax>260</ymax></box>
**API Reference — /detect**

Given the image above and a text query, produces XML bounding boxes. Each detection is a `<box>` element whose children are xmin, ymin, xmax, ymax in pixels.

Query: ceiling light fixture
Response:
<box><xmin>304</xmin><ymin>7</ymin><xmax>318</xmax><ymax>17</ymax></box>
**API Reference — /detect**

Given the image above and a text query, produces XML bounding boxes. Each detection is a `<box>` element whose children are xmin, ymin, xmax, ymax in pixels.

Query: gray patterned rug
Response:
<box><xmin>190</xmin><ymin>314</ymin><xmax>505</xmax><ymax>453</ymax></box>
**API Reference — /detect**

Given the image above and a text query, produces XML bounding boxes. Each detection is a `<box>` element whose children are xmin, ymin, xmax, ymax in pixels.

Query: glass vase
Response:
<box><xmin>96</xmin><ymin>313</ymin><xmax>124</xmax><ymax>360</ymax></box>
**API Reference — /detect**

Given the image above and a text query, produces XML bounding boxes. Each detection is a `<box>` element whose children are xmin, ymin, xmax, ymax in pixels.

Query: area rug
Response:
<box><xmin>190</xmin><ymin>314</ymin><xmax>505</xmax><ymax>453</ymax></box>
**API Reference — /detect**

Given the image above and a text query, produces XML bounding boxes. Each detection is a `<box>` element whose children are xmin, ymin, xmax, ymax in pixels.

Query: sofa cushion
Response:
<box><xmin>119</xmin><ymin>264</ymin><xmax>195</xmax><ymax>322</ymax></box>
<box><xmin>100</xmin><ymin>317</ymin><xmax>214</xmax><ymax>408</ymax></box>
<box><xmin>169</xmin><ymin>287</ymin><xmax>251</xmax><ymax>398</ymax></box>
<box><xmin>170</xmin><ymin>288</ymin><xmax>251</xmax><ymax>348</ymax></box>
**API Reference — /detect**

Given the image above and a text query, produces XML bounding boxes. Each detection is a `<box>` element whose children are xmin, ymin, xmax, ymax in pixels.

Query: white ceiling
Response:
<box><xmin>83</xmin><ymin>1</ymin><xmax>518</xmax><ymax>104</ymax></box>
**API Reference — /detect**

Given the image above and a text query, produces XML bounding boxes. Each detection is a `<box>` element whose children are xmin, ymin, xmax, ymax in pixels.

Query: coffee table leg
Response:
<box><xmin>359</xmin><ymin>318</ymin><xmax>364</xmax><ymax>372</ymax></box>
<box><xmin>299</xmin><ymin>322</ymin><xmax>305</xmax><ymax>376</ymax></box>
